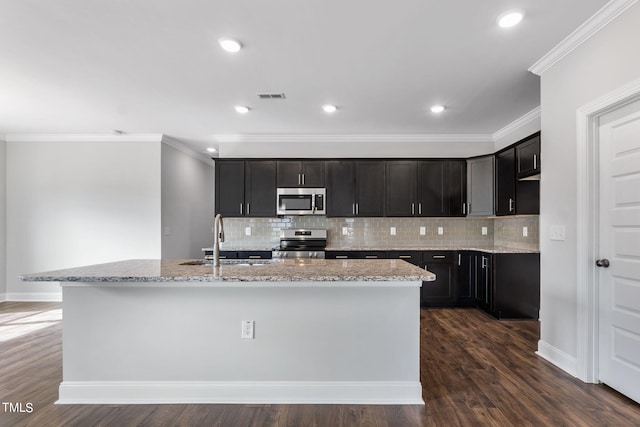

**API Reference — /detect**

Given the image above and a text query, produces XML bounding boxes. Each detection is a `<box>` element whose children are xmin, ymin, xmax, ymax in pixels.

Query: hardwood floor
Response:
<box><xmin>0</xmin><ymin>302</ymin><xmax>638</xmax><ymax>426</ymax></box>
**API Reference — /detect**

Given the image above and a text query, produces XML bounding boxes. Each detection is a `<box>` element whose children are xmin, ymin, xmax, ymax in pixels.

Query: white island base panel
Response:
<box><xmin>59</xmin><ymin>281</ymin><xmax>423</xmax><ymax>405</ymax></box>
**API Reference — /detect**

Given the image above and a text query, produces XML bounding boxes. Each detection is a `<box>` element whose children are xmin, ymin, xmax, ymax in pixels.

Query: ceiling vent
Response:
<box><xmin>257</xmin><ymin>93</ymin><xmax>286</xmax><ymax>99</ymax></box>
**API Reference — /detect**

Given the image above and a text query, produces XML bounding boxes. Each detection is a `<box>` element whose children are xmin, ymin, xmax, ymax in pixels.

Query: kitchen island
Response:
<box><xmin>21</xmin><ymin>258</ymin><xmax>434</xmax><ymax>405</ymax></box>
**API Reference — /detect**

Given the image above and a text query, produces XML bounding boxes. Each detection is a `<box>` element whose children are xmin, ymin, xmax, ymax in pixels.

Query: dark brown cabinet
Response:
<box><xmin>516</xmin><ymin>133</ymin><xmax>541</xmax><ymax>179</ymax></box>
<box><xmin>325</xmin><ymin>250</ymin><xmax>387</xmax><ymax>259</ymax></box>
<box><xmin>215</xmin><ymin>160</ymin><xmax>276</xmax><ymax>217</ymax></box>
<box><xmin>421</xmin><ymin>251</ymin><xmax>456</xmax><ymax>306</ymax></box>
<box><xmin>495</xmin><ymin>149</ymin><xmax>516</xmax><ymax>216</ymax></box>
<box><xmin>447</xmin><ymin>160</ymin><xmax>467</xmax><ymax>216</ymax></box>
<box><xmin>417</xmin><ymin>161</ymin><xmax>446</xmax><ymax>216</ymax></box>
<box><xmin>385</xmin><ymin>161</ymin><xmax>416</xmax><ymax>216</ymax></box>
<box><xmin>277</xmin><ymin>160</ymin><xmax>325</xmax><ymax>187</ymax></box>
<box><xmin>326</xmin><ymin>161</ymin><xmax>384</xmax><ymax>217</ymax></box>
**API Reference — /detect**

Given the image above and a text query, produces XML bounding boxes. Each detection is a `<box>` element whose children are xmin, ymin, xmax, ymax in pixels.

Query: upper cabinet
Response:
<box><xmin>385</xmin><ymin>160</ymin><xmax>466</xmax><ymax>217</ymax></box>
<box><xmin>516</xmin><ymin>133</ymin><xmax>541</xmax><ymax>179</ymax></box>
<box><xmin>495</xmin><ymin>148</ymin><xmax>516</xmax><ymax>216</ymax></box>
<box><xmin>467</xmin><ymin>156</ymin><xmax>495</xmax><ymax>216</ymax></box>
<box><xmin>326</xmin><ymin>160</ymin><xmax>384</xmax><ymax>217</ymax></box>
<box><xmin>215</xmin><ymin>160</ymin><xmax>277</xmax><ymax>217</ymax></box>
<box><xmin>277</xmin><ymin>160</ymin><xmax>325</xmax><ymax>187</ymax></box>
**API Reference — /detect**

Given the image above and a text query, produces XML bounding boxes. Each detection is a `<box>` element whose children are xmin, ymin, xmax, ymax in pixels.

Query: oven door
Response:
<box><xmin>276</xmin><ymin>188</ymin><xmax>326</xmax><ymax>215</ymax></box>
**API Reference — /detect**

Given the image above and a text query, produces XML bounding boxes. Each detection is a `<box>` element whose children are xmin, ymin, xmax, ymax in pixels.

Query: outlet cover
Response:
<box><xmin>437</xmin><ymin>226</ymin><xmax>444</xmax><ymax>235</ymax></box>
<box><xmin>420</xmin><ymin>226</ymin><xmax>426</xmax><ymax>236</ymax></box>
<box><xmin>342</xmin><ymin>227</ymin><xmax>348</xmax><ymax>236</ymax></box>
<box><xmin>550</xmin><ymin>225</ymin><xmax>566</xmax><ymax>241</ymax></box>
<box><xmin>245</xmin><ymin>227</ymin><xmax>252</xmax><ymax>236</ymax></box>
<box><xmin>390</xmin><ymin>227</ymin><xmax>397</xmax><ymax>236</ymax></box>
<box><xmin>522</xmin><ymin>226</ymin><xmax>528</xmax><ymax>237</ymax></box>
<box><xmin>481</xmin><ymin>227</ymin><xmax>488</xmax><ymax>236</ymax></box>
<box><xmin>241</xmin><ymin>320</ymin><xmax>254</xmax><ymax>339</ymax></box>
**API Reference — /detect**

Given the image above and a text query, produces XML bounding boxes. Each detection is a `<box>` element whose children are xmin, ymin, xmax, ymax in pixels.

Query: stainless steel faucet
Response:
<box><xmin>213</xmin><ymin>214</ymin><xmax>225</xmax><ymax>267</ymax></box>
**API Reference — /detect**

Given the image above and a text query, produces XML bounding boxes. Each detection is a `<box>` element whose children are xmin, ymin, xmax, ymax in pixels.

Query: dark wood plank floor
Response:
<box><xmin>1</xmin><ymin>302</ymin><xmax>638</xmax><ymax>426</ymax></box>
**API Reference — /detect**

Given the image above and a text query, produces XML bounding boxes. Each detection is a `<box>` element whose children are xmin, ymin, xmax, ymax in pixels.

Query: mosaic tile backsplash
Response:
<box><xmin>220</xmin><ymin>215</ymin><xmax>539</xmax><ymax>250</ymax></box>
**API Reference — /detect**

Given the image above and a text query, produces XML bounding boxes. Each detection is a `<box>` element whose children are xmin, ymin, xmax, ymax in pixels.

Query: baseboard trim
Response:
<box><xmin>57</xmin><ymin>380</ymin><xmax>425</xmax><ymax>405</ymax></box>
<box><xmin>536</xmin><ymin>340</ymin><xmax>578</xmax><ymax>378</ymax></box>
<box><xmin>6</xmin><ymin>292</ymin><xmax>62</xmax><ymax>302</ymax></box>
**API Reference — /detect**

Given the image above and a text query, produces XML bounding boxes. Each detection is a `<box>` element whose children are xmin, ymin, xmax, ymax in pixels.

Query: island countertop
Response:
<box><xmin>19</xmin><ymin>258</ymin><xmax>435</xmax><ymax>284</ymax></box>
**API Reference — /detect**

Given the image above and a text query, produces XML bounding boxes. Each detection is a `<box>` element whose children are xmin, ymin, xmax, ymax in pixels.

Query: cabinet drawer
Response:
<box><xmin>326</xmin><ymin>251</ymin><xmax>388</xmax><ymax>259</ymax></box>
<box><xmin>423</xmin><ymin>251</ymin><xmax>454</xmax><ymax>263</ymax></box>
<box><xmin>237</xmin><ymin>251</ymin><xmax>272</xmax><ymax>260</ymax></box>
<box><xmin>387</xmin><ymin>251</ymin><xmax>422</xmax><ymax>266</ymax></box>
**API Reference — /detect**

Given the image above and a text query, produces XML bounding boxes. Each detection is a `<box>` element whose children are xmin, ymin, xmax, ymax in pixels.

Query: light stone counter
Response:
<box><xmin>20</xmin><ymin>258</ymin><xmax>434</xmax><ymax>285</ymax></box>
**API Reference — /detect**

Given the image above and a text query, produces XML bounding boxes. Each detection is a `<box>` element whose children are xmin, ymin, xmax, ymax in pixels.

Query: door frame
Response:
<box><xmin>576</xmin><ymin>77</ymin><xmax>640</xmax><ymax>383</ymax></box>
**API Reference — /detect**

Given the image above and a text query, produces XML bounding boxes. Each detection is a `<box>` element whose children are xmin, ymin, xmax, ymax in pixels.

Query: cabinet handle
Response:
<box><xmin>419</xmin><ymin>203</ymin><xmax>422</xmax><ymax>215</ymax></box>
<box><xmin>458</xmin><ymin>254</ymin><xmax>461</xmax><ymax>266</ymax></box>
<box><xmin>302</xmin><ymin>174</ymin><xmax>305</xmax><ymax>185</ymax></box>
<box><xmin>356</xmin><ymin>203</ymin><xmax>359</xmax><ymax>215</ymax></box>
<box><xmin>248</xmin><ymin>255</ymin><xmax>261</xmax><ymax>259</ymax></box>
<box><xmin>399</xmin><ymin>255</ymin><xmax>412</xmax><ymax>259</ymax></box>
<box><xmin>298</xmin><ymin>174</ymin><xmax>301</xmax><ymax>185</ymax></box>
<box><xmin>462</xmin><ymin>203</ymin><xmax>466</xmax><ymax>215</ymax></box>
<box><xmin>534</xmin><ymin>154</ymin><xmax>538</xmax><ymax>170</ymax></box>
<box><xmin>509</xmin><ymin>198</ymin><xmax>514</xmax><ymax>213</ymax></box>
<box><xmin>481</xmin><ymin>256</ymin><xmax>487</xmax><ymax>268</ymax></box>
<box><xmin>240</xmin><ymin>203</ymin><xmax>243</xmax><ymax>215</ymax></box>
<box><xmin>247</xmin><ymin>203</ymin><xmax>250</xmax><ymax>215</ymax></box>
<box><xmin>365</xmin><ymin>255</ymin><xmax>378</xmax><ymax>259</ymax></box>
<box><xmin>411</xmin><ymin>203</ymin><xmax>415</xmax><ymax>215</ymax></box>
<box><xmin>432</xmin><ymin>255</ymin><xmax>446</xmax><ymax>259</ymax></box>
<box><xmin>336</xmin><ymin>255</ymin><xmax>348</xmax><ymax>259</ymax></box>
<box><xmin>352</xmin><ymin>204</ymin><xmax>356</xmax><ymax>215</ymax></box>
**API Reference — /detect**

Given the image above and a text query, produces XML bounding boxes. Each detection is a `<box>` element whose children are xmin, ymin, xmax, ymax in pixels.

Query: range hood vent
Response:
<box><xmin>257</xmin><ymin>93</ymin><xmax>286</xmax><ymax>99</ymax></box>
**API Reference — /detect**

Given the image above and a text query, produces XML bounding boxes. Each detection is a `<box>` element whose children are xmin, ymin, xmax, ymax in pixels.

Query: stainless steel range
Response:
<box><xmin>272</xmin><ymin>229</ymin><xmax>326</xmax><ymax>259</ymax></box>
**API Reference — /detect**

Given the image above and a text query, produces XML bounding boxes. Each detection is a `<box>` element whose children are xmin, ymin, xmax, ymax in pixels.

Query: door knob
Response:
<box><xmin>595</xmin><ymin>259</ymin><xmax>610</xmax><ymax>268</ymax></box>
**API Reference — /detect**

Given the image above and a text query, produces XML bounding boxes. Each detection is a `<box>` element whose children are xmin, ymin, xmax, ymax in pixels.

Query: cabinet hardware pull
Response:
<box><xmin>534</xmin><ymin>154</ymin><xmax>537</xmax><ymax>170</ymax></box>
<box><xmin>365</xmin><ymin>255</ymin><xmax>378</xmax><ymax>259</ymax></box>
<box><xmin>399</xmin><ymin>255</ymin><xmax>412</xmax><ymax>259</ymax></box>
<box><xmin>336</xmin><ymin>256</ymin><xmax>348</xmax><ymax>259</ymax></box>
<box><xmin>302</xmin><ymin>174</ymin><xmax>305</xmax><ymax>185</ymax></box>
<box><xmin>248</xmin><ymin>256</ymin><xmax>261</xmax><ymax>259</ymax></box>
<box><xmin>247</xmin><ymin>203</ymin><xmax>250</xmax><ymax>215</ymax></box>
<box><xmin>509</xmin><ymin>198</ymin><xmax>514</xmax><ymax>212</ymax></box>
<box><xmin>298</xmin><ymin>174</ymin><xmax>301</xmax><ymax>185</ymax></box>
<box><xmin>419</xmin><ymin>203</ymin><xmax>422</xmax><ymax>215</ymax></box>
<box><xmin>356</xmin><ymin>203</ymin><xmax>359</xmax><ymax>215</ymax></box>
<box><xmin>463</xmin><ymin>203</ymin><xmax>466</xmax><ymax>215</ymax></box>
<box><xmin>240</xmin><ymin>203</ymin><xmax>243</xmax><ymax>215</ymax></box>
<box><xmin>458</xmin><ymin>254</ymin><xmax>461</xmax><ymax>265</ymax></box>
<box><xmin>433</xmin><ymin>255</ymin><xmax>445</xmax><ymax>259</ymax></box>
<box><xmin>411</xmin><ymin>203</ymin><xmax>415</xmax><ymax>215</ymax></box>
<box><xmin>352</xmin><ymin>204</ymin><xmax>355</xmax><ymax>215</ymax></box>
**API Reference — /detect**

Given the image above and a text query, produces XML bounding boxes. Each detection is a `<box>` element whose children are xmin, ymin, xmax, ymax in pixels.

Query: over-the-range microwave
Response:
<box><xmin>276</xmin><ymin>188</ymin><xmax>326</xmax><ymax>215</ymax></box>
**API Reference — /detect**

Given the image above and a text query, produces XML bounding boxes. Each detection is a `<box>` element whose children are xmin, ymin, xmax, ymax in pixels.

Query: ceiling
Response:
<box><xmin>0</xmin><ymin>0</ymin><xmax>609</xmax><ymax>153</ymax></box>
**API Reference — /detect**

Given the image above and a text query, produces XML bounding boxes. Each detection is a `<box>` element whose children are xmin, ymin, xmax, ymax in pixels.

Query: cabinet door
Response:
<box><xmin>417</xmin><ymin>160</ymin><xmax>446</xmax><ymax>216</ymax></box>
<box><xmin>516</xmin><ymin>135</ymin><xmax>541</xmax><ymax>178</ymax></box>
<box><xmin>326</xmin><ymin>161</ymin><xmax>356</xmax><ymax>217</ymax></box>
<box><xmin>245</xmin><ymin>161</ymin><xmax>276</xmax><ymax>217</ymax></box>
<box><xmin>276</xmin><ymin>161</ymin><xmax>303</xmax><ymax>187</ymax></box>
<box><xmin>516</xmin><ymin>180</ymin><xmax>540</xmax><ymax>214</ymax></box>
<box><xmin>456</xmin><ymin>251</ymin><xmax>474</xmax><ymax>304</ymax></box>
<box><xmin>385</xmin><ymin>161</ymin><xmax>417</xmax><ymax>216</ymax></box>
<box><xmin>474</xmin><ymin>253</ymin><xmax>493</xmax><ymax>310</ymax></box>
<box><xmin>215</xmin><ymin>160</ymin><xmax>245</xmax><ymax>217</ymax></box>
<box><xmin>447</xmin><ymin>160</ymin><xmax>467</xmax><ymax>217</ymax></box>
<box><xmin>421</xmin><ymin>251</ymin><xmax>456</xmax><ymax>306</ymax></box>
<box><xmin>495</xmin><ymin>149</ymin><xmax>516</xmax><ymax>216</ymax></box>
<box><xmin>355</xmin><ymin>161</ymin><xmax>385</xmax><ymax>216</ymax></box>
<box><xmin>467</xmin><ymin>156</ymin><xmax>495</xmax><ymax>216</ymax></box>
<box><xmin>301</xmin><ymin>161</ymin><xmax>325</xmax><ymax>187</ymax></box>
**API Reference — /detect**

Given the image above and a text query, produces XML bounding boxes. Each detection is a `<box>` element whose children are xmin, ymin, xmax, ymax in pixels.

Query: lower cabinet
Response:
<box><xmin>203</xmin><ymin>250</ymin><xmax>272</xmax><ymax>260</ymax></box>
<box><xmin>420</xmin><ymin>251</ymin><xmax>456</xmax><ymax>306</ymax></box>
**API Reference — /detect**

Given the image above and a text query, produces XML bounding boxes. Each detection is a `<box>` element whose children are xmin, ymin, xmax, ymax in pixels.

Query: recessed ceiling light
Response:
<box><xmin>322</xmin><ymin>104</ymin><xmax>337</xmax><ymax>113</ymax></box>
<box><xmin>218</xmin><ymin>38</ymin><xmax>242</xmax><ymax>53</ymax></box>
<box><xmin>206</xmin><ymin>147</ymin><xmax>217</xmax><ymax>153</ymax></box>
<box><xmin>498</xmin><ymin>10</ymin><xmax>524</xmax><ymax>28</ymax></box>
<box><xmin>430</xmin><ymin>105</ymin><xmax>445</xmax><ymax>113</ymax></box>
<box><xmin>234</xmin><ymin>105</ymin><xmax>250</xmax><ymax>114</ymax></box>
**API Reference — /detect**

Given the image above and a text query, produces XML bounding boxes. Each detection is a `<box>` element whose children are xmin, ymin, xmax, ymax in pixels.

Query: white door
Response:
<box><xmin>598</xmin><ymin>98</ymin><xmax>640</xmax><ymax>403</ymax></box>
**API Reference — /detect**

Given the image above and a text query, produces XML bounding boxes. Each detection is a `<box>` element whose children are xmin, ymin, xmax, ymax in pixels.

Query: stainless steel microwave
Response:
<box><xmin>276</xmin><ymin>188</ymin><xmax>326</xmax><ymax>215</ymax></box>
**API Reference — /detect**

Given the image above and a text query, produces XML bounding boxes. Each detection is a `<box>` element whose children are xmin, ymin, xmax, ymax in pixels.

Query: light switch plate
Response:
<box><xmin>241</xmin><ymin>320</ymin><xmax>254</xmax><ymax>339</ymax></box>
<box><xmin>420</xmin><ymin>226</ymin><xmax>426</xmax><ymax>236</ymax></box>
<box><xmin>481</xmin><ymin>227</ymin><xmax>488</xmax><ymax>236</ymax></box>
<box><xmin>550</xmin><ymin>225</ymin><xmax>566</xmax><ymax>241</ymax></box>
<box><xmin>437</xmin><ymin>227</ymin><xmax>444</xmax><ymax>235</ymax></box>
<box><xmin>342</xmin><ymin>227</ymin><xmax>348</xmax><ymax>236</ymax></box>
<box><xmin>522</xmin><ymin>226</ymin><xmax>528</xmax><ymax>237</ymax></box>
<box><xmin>245</xmin><ymin>227</ymin><xmax>252</xmax><ymax>236</ymax></box>
<box><xmin>390</xmin><ymin>227</ymin><xmax>397</xmax><ymax>236</ymax></box>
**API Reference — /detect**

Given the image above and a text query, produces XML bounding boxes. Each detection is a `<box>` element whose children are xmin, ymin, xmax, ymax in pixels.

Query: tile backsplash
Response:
<box><xmin>220</xmin><ymin>215</ymin><xmax>539</xmax><ymax>250</ymax></box>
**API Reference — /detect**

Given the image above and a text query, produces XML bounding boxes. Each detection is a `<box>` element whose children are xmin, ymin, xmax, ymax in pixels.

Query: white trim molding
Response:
<box><xmin>575</xmin><ymin>76</ymin><xmax>640</xmax><ymax>383</ymax></box>
<box><xmin>536</xmin><ymin>340</ymin><xmax>578</xmax><ymax>378</ymax></box>
<box><xmin>57</xmin><ymin>380</ymin><xmax>425</xmax><ymax>405</ymax></box>
<box><xmin>492</xmin><ymin>106</ymin><xmax>541</xmax><ymax>142</ymax></box>
<box><xmin>6</xmin><ymin>292</ymin><xmax>62</xmax><ymax>302</ymax></box>
<box><xmin>212</xmin><ymin>133</ymin><xmax>494</xmax><ymax>144</ymax></box>
<box><xmin>161</xmin><ymin>136</ymin><xmax>214</xmax><ymax>165</ymax></box>
<box><xmin>529</xmin><ymin>0</ymin><xmax>639</xmax><ymax>76</ymax></box>
<box><xmin>6</xmin><ymin>134</ymin><xmax>164</xmax><ymax>143</ymax></box>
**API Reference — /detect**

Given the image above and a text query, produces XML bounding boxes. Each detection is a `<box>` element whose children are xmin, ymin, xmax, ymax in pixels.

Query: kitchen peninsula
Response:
<box><xmin>20</xmin><ymin>258</ymin><xmax>434</xmax><ymax>405</ymax></box>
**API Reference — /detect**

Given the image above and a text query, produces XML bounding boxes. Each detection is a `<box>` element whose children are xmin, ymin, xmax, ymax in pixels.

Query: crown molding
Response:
<box><xmin>161</xmin><ymin>136</ymin><xmax>214</xmax><ymax>166</ymax></box>
<box><xmin>213</xmin><ymin>133</ymin><xmax>494</xmax><ymax>144</ymax></box>
<box><xmin>5</xmin><ymin>134</ymin><xmax>164</xmax><ymax>143</ymax></box>
<box><xmin>492</xmin><ymin>106</ymin><xmax>541</xmax><ymax>141</ymax></box>
<box><xmin>529</xmin><ymin>0</ymin><xmax>639</xmax><ymax>76</ymax></box>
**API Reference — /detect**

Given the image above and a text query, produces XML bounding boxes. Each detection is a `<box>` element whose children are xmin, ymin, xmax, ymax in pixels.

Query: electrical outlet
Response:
<box><xmin>245</xmin><ymin>227</ymin><xmax>252</xmax><ymax>236</ymax></box>
<box><xmin>390</xmin><ymin>227</ymin><xmax>397</xmax><ymax>236</ymax></box>
<box><xmin>481</xmin><ymin>227</ymin><xmax>488</xmax><ymax>236</ymax></box>
<box><xmin>342</xmin><ymin>227</ymin><xmax>348</xmax><ymax>236</ymax></box>
<box><xmin>522</xmin><ymin>226</ymin><xmax>528</xmax><ymax>237</ymax></box>
<box><xmin>550</xmin><ymin>225</ymin><xmax>566</xmax><ymax>241</ymax></box>
<box><xmin>241</xmin><ymin>320</ymin><xmax>254</xmax><ymax>339</ymax></box>
<box><xmin>437</xmin><ymin>227</ymin><xmax>444</xmax><ymax>235</ymax></box>
<box><xmin>420</xmin><ymin>226</ymin><xmax>426</xmax><ymax>236</ymax></box>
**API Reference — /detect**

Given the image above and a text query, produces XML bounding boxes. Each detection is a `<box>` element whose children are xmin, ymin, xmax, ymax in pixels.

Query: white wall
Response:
<box><xmin>538</xmin><ymin>3</ymin><xmax>640</xmax><ymax>372</ymax></box>
<box><xmin>161</xmin><ymin>143</ymin><xmax>214</xmax><ymax>259</ymax></box>
<box><xmin>494</xmin><ymin>115</ymin><xmax>541</xmax><ymax>152</ymax></box>
<box><xmin>0</xmin><ymin>138</ymin><xmax>6</xmax><ymax>301</ymax></box>
<box><xmin>6</xmin><ymin>139</ymin><xmax>162</xmax><ymax>300</ymax></box>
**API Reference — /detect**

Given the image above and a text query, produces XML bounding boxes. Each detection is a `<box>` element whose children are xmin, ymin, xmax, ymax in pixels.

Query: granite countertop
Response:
<box><xmin>19</xmin><ymin>258</ymin><xmax>435</xmax><ymax>284</ymax></box>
